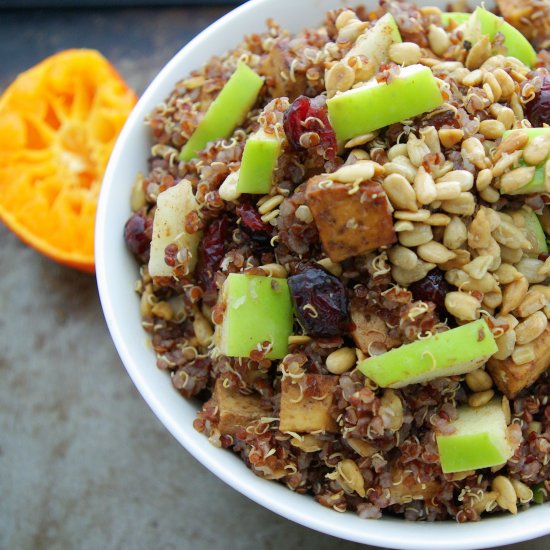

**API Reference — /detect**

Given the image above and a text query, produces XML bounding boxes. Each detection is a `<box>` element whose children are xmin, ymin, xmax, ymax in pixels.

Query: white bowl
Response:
<box><xmin>96</xmin><ymin>1</ymin><xmax>550</xmax><ymax>548</ymax></box>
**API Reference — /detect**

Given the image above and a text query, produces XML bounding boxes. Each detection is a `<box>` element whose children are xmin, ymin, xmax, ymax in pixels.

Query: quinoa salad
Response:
<box><xmin>124</xmin><ymin>0</ymin><xmax>550</xmax><ymax>522</ymax></box>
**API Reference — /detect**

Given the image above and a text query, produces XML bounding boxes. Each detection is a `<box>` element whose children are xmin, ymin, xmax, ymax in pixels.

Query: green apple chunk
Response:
<box><xmin>216</xmin><ymin>273</ymin><xmax>293</xmax><ymax>360</ymax></box>
<box><xmin>436</xmin><ymin>399</ymin><xmax>515</xmax><ymax>473</ymax></box>
<box><xmin>148</xmin><ymin>179</ymin><xmax>201</xmax><ymax>277</ymax></box>
<box><xmin>503</xmin><ymin>129</ymin><xmax>550</xmax><ymax>195</ymax></box>
<box><xmin>358</xmin><ymin>319</ymin><xmax>497</xmax><ymax>388</ymax></box>
<box><xmin>464</xmin><ymin>7</ymin><xmax>537</xmax><ymax>67</ymax></box>
<box><xmin>237</xmin><ymin>129</ymin><xmax>282</xmax><ymax>194</ymax></box>
<box><xmin>327</xmin><ymin>64</ymin><xmax>443</xmax><ymax>143</ymax></box>
<box><xmin>533</xmin><ymin>483</ymin><xmax>546</xmax><ymax>504</ymax></box>
<box><xmin>440</xmin><ymin>12</ymin><xmax>470</xmax><ymax>26</ymax></box>
<box><xmin>180</xmin><ymin>62</ymin><xmax>264</xmax><ymax>161</ymax></box>
<box><xmin>345</xmin><ymin>13</ymin><xmax>401</xmax><ymax>68</ymax></box>
<box><xmin>511</xmin><ymin>209</ymin><xmax>548</xmax><ymax>256</ymax></box>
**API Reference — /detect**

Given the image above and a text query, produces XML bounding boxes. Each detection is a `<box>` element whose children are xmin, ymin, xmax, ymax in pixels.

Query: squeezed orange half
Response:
<box><xmin>0</xmin><ymin>49</ymin><xmax>137</xmax><ymax>272</ymax></box>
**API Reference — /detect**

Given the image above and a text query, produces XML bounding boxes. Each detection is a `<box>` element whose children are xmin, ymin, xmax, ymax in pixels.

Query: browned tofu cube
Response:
<box><xmin>279</xmin><ymin>374</ymin><xmax>338</xmax><ymax>433</ymax></box>
<box><xmin>213</xmin><ymin>379</ymin><xmax>271</xmax><ymax>436</ymax></box>
<box><xmin>388</xmin><ymin>468</ymin><xmax>442</xmax><ymax>505</ymax></box>
<box><xmin>350</xmin><ymin>297</ymin><xmax>400</xmax><ymax>355</ymax></box>
<box><xmin>260</xmin><ymin>39</ymin><xmax>307</xmax><ymax>101</ymax></box>
<box><xmin>306</xmin><ymin>177</ymin><xmax>396</xmax><ymax>262</ymax></box>
<box><xmin>487</xmin><ymin>327</ymin><xmax>550</xmax><ymax>398</ymax></box>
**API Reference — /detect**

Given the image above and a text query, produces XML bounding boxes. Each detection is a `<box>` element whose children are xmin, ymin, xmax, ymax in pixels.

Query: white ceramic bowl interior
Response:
<box><xmin>96</xmin><ymin>1</ymin><xmax>550</xmax><ymax>548</ymax></box>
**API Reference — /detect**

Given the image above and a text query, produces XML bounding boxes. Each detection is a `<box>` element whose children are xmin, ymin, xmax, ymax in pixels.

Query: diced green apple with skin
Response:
<box><xmin>459</xmin><ymin>7</ymin><xmax>537</xmax><ymax>67</ymax></box>
<box><xmin>237</xmin><ymin>128</ymin><xmax>282</xmax><ymax>194</ymax></box>
<box><xmin>357</xmin><ymin>319</ymin><xmax>497</xmax><ymax>388</ymax></box>
<box><xmin>215</xmin><ymin>273</ymin><xmax>293</xmax><ymax>360</ymax></box>
<box><xmin>148</xmin><ymin>179</ymin><xmax>201</xmax><ymax>277</ymax></box>
<box><xmin>502</xmin><ymin>128</ymin><xmax>550</xmax><ymax>195</ymax></box>
<box><xmin>533</xmin><ymin>483</ymin><xmax>547</xmax><ymax>504</ymax></box>
<box><xmin>179</xmin><ymin>62</ymin><xmax>264</xmax><ymax>161</ymax></box>
<box><xmin>343</xmin><ymin>13</ymin><xmax>401</xmax><ymax>70</ymax></box>
<box><xmin>440</xmin><ymin>12</ymin><xmax>471</xmax><ymax>26</ymax></box>
<box><xmin>436</xmin><ymin>399</ymin><xmax>516</xmax><ymax>473</ymax></box>
<box><xmin>327</xmin><ymin>64</ymin><xmax>443</xmax><ymax>144</ymax></box>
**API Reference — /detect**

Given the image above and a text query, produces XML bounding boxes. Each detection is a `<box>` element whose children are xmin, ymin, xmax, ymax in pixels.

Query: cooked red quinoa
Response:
<box><xmin>125</xmin><ymin>0</ymin><xmax>550</xmax><ymax>522</ymax></box>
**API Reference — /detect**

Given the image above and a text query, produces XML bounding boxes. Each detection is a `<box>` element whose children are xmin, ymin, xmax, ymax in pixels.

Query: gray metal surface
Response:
<box><xmin>0</xmin><ymin>6</ymin><xmax>548</xmax><ymax>550</ymax></box>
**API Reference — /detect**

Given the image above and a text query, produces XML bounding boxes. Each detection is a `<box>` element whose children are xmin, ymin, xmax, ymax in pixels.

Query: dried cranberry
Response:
<box><xmin>422</xmin><ymin>108</ymin><xmax>460</xmax><ymax>130</ymax></box>
<box><xmin>240</xmin><ymin>226</ymin><xmax>273</xmax><ymax>255</ymax></box>
<box><xmin>524</xmin><ymin>75</ymin><xmax>550</xmax><ymax>127</ymax></box>
<box><xmin>288</xmin><ymin>265</ymin><xmax>349</xmax><ymax>337</ymax></box>
<box><xmin>284</xmin><ymin>96</ymin><xmax>309</xmax><ymax>148</ymax></box>
<box><xmin>384</xmin><ymin>123</ymin><xmax>405</xmax><ymax>145</ymax></box>
<box><xmin>236</xmin><ymin>201</ymin><xmax>272</xmax><ymax>233</ymax></box>
<box><xmin>195</xmin><ymin>215</ymin><xmax>229</xmax><ymax>303</ymax></box>
<box><xmin>408</xmin><ymin>269</ymin><xmax>450</xmax><ymax>314</ymax></box>
<box><xmin>124</xmin><ymin>211</ymin><xmax>152</xmax><ymax>263</ymax></box>
<box><xmin>283</xmin><ymin>95</ymin><xmax>337</xmax><ymax>159</ymax></box>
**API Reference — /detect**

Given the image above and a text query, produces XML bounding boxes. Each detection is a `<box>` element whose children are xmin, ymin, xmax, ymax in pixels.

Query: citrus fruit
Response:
<box><xmin>0</xmin><ymin>49</ymin><xmax>137</xmax><ymax>272</ymax></box>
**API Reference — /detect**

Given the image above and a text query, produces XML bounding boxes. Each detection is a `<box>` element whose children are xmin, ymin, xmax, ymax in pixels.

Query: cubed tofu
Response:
<box><xmin>388</xmin><ymin>468</ymin><xmax>442</xmax><ymax>505</ymax></box>
<box><xmin>306</xmin><ymin>176</ymin><xmax>396</xmax><ymax>262</ymax></box>
<box><xmin>213</xmin><ymin>379</ymin><xmax>271</xmax><ymax>436</ymax></box>
<box><xmin>487</xmin><ymin>327</ymin><xmax>550</xmax><ymax>398</ymax></box>
<box><xmin>260</xmin><ymin>39</ymin><xmax>307</xmax><ymax>101</ymax></box>
<box><xmin>350</xmin><ymin>297</ymin><xmax>400</xmax><ymax>354</ymax></box>
<box><xmin>279</xmin><ymin>374</ymin><xmax>338</xmax><ymax>433</ymax></box>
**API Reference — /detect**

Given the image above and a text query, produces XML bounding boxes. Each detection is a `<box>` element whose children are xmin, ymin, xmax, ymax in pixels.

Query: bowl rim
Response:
<box><xmin>96</xmin><ymin>0</ymin><xmax>550</xmax><ymax>548</ymax></box>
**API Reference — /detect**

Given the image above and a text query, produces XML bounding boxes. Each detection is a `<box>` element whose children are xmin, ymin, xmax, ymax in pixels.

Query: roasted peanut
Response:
<box><xmin>514</xmin><ymin>311</ymin><xmax>547</xmax><ymax>345</ymax></box>
<box><xmin>388</xmin><ymin>245</ymin><xmax>419</xmax><ymax>270</ymax></box>
<box><xmin>437</xmin><ymin>170</ymin><xmax>474</xmax><ymax>191</ymax></box>
<box><xmin>417</xmin><ymin>241</ymin><xmax>456</xmax><ymax>264</ymax></box>
<box><xmin>326</xmin><ymin>347</ymin><xmax>357</xmax><ymax>374</ymax></box>
<box><xmin>389</xmin><ymin>42</ymin><xmax>422</xmax><ymax>65</ymax></box>
<box><xmin>380</xmin><ymin>389</ymin><xmax>404</xmax><ymax>432</ymax></box>
<box><xmin>428</xmin><ymin>24</ymin><xmax>450</xmax><ymax>55</ymax></box>
<box><xmin>514</xmin><ymin>290</ymin><xmax>546</xmax><ymax>318</ymax></box>
<box><xmin>382</xmin><ymin>173</ymin><xmax>418</xmax><ymax>211</ymax></box>
<box><xmin>413</xmin><ymin>166</ymin><xmax>437</xmax><ymax>205</ymax></box>
<box><xmin>493</xmin><ymin>476</ymin><xmax>518</xmax><ymax>514</ymax></box>
<box><xmin>465</xmin><ymin>369</ymin><xmax>493</xmax><ymax>392</ymax></box>
<box><xmin>493</xmin><ymin>329</ymin><xmax>516</xmax><ymax>360</ymax></box>
<box><xmin>501</xmin><ymin>276</ymin><xmax>529</xmax><ymax>314</ymax></box>
<box><xmin>336</xmin><ymin>459</ymin><xmax>366</xmax><ymax>497</ymax></box>
<box><xmin>523</xmin><ymin>135</ymin><xmax>550</xmax><ymax>166</ymax></box>
<box><xmin>443</xmin><ymin>216</ymin><xmax>468</xmax><ymax>250</ymax></box>
<box><xmin>468</xmin><ymin>389</ymin><xmax>495</xmax><ymax>408</ymax></box>
<box><xmin>392</xmin><ymin>260</ymin><xmax>435</xmax><ymax>285</ymax></box>
<box><xmin>398</xmin><ymin>223</ymin><xmax>433</xmax><ymax>247</ymax></box>
<box><xmin>444</xmin><ymin>291</ymin><xmax>481</xmax><ymax>321</ymax></box>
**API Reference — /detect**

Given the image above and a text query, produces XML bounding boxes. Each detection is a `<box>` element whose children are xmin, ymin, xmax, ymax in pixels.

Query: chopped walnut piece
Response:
<box><xmin>306</xmin><ymin>176</ymin><xmax>396</xmax><ymax>262</ymax></box>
